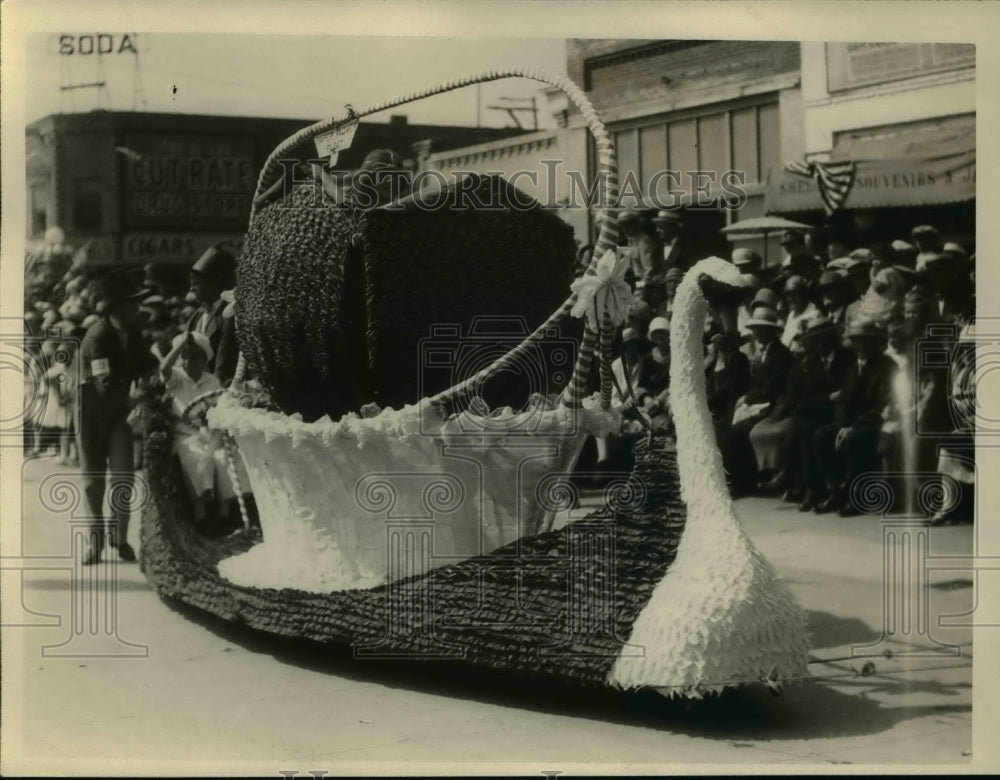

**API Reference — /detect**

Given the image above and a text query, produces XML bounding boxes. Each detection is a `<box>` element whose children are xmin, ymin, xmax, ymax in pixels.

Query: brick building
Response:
<box><xmin>25</xmin><ymin>111</ymin><xmax>526</xmax><ymax>271</ymax></box>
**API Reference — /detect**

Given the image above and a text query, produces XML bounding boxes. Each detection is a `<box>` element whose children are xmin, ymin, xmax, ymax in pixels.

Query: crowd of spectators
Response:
<box><xmin>23</xmin><ymin>232</ymin><xmax>248</xmax><ymax>561</ymax></box>
<box><xmin>600</xmin><ymin>215</ymin><xmax>976</xmax><ymax>524</ymax></box>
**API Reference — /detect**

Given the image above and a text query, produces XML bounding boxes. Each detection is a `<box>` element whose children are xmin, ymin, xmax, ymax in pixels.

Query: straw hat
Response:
<box><xmin>745</xmin><ymin>308</ymin><xmax>783</xmax><ymax>330</ymax></box>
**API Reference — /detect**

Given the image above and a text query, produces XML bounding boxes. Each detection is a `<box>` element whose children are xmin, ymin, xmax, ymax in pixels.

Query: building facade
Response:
<box><xmin>25</xmin><ymin>111</ymin><xmax>526</xmax><ymax>269</ymax></box>
<box><xmin>766</xmin><ymin>42</ymin><xmax>975</xmax><ymax>247</ymax></box>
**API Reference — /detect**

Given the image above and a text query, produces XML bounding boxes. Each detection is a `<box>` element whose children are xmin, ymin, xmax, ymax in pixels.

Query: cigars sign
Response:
<box><xmin>121</xmin><ymin>133</ymin><xmax>256</xmax><ymax>229</ymax></box>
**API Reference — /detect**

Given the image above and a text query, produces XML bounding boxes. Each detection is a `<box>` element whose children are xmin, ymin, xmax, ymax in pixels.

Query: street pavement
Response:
<box><xmin>2</xmin><ymin>455</ymin><xmax>978</xmax><ymax>775</ymax></box>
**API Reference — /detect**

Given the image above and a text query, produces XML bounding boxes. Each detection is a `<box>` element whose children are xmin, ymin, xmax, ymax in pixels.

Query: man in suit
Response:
<box><xmin>77</xmin><ymin>274</ymin><xmax>158</xmax><ymax>564</ymax></box>
<box><xmin>186</xmin><ymin>245</ymin><xmax>237</xmax><ymax>377</ymax></box>
<box><xmin>809</xmin><ymin>319</ymin><xmax>898</xmax><ymax>516</ymax></box>
<box><xmin>791</xmin><ymin>318</ymin><xmax>855</xmax><ymax>508</ymax></box>
<box><xmin>652</xmin><ymin>210</ymin><xmax>688</xmax><ymax>271</ymax></box>
<box><xmin>720</xmin><ymin>308</ymin><xmax>795</xmax><ymax>496</ymax></box>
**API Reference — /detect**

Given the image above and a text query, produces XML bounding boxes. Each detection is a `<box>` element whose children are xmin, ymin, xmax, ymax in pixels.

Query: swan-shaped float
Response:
<box><xmin>138</xmin><ymin>67</ymin><xmax>810</xmax><ymax>698</ymax></box>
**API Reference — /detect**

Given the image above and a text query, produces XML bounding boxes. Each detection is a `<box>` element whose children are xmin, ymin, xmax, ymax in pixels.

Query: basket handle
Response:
<box><xmin>248</xmin><ymin>67</ymin><xmax>621</xmax><ymax>412</ymax></box>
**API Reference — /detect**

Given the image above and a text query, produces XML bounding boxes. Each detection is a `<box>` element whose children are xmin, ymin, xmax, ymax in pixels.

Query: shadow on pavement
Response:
<box><xmin>159</xmin><ymin>597</ymin><xmax>971</xmax><ymax>742</ymax></box>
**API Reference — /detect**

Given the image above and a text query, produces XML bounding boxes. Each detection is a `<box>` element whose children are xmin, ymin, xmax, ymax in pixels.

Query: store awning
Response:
<box><xmin>766</xmin><ymin>150</ymin><xmax>975</xmax><ymax>212</ymax></box>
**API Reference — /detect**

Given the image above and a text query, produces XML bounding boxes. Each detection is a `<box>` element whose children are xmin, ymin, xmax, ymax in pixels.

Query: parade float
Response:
<box><xmin>139</xmin><ymin>68</ymin><xmax>810</xmax><ymax>698</ymax></box>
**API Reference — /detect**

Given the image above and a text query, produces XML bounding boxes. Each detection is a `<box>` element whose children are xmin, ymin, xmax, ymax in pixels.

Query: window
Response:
<box><xmin>612</xmin><ymin>98</ymin><xmax>781</xmax><ymax>201</ymax></box>
<box><xmin>74</xmin><ymin>178</ymin><xmax>103</xmax><ymax>231</ymax></box>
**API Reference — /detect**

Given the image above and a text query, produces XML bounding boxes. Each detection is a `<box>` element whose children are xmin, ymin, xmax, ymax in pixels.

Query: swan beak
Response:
<box><xmin>716</xmin><ymin>304</ymin><xmax>739</xmax><ymax>335</ymax></box>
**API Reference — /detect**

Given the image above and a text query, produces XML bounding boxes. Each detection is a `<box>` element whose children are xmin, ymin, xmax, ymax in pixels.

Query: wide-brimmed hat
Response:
<box><xmin>817</xmin><ymin>269</ymin><xmax>849</xmax><ymax>290</ymax></box>
<box><xmin>911</xmin><ymin>225</ymin><xmax>938</xmax><ymax>239</ymax></box>
<box><xmin>892</xmin><ymin>239</ymin><xmax>917</xmax><ymax>255</ymax></box>
<box><xmin>141</xmin><ymin>294</ymin><xmax>166</xmax><ymax>307</ymax></box>
<box><xmin>827</xmin><ymin>256</ymin><xmax>852</xmax><ymax>271</ymax></box>
<box><xmin>732</xmin><ymin>247</ymin><xmax>762</xmax><ymax>268</ymax></box>
<box><xmin>751</xmin><ymin>287</ymin><xmax>779</xmax><ymax>309</ymax></box>
<box><xmin>922</xmin><ymin>252</ymin><xmax>958</xmax><ymax>273</ymax></box>
<box><xmin>745</xmin><ymin>308</ymin><xmax>783</xmax><ymax>330</ymax></box>
<box><xmin>172</xmin><ymin>330</ymin><xmax>214</xmax><ymax>362</ymax></box>
<box><xmin>849</xmin><ymin>248</ymin><xmax>872</xmax><ymax>263</ymax></box>
<box><xmin>846</xmin><ymin>318</ymin><xmax>884</xmax><ymax>338</ymax></box>
<box><xmin>647</xmin><ymin>316</ymin><xmax>670</xmax><ymax>336</ymax></box>
<box><xmin>652</xmin><ymin>209</ymin><xmax>683</xmax><ymax>225</ymax></box>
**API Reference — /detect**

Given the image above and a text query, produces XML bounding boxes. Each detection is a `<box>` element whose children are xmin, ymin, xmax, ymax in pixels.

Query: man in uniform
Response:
<box><xmin>77</xmin><ymin>275</ymin><xmax>157</xmax><ymax>564</ymax></box>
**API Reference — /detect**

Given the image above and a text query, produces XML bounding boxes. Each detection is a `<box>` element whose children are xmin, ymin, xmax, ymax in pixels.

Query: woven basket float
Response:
<box><xmin>141</xmin><ymin>68</ymin><xmax>811</xmax><ymax>699</ymax></box>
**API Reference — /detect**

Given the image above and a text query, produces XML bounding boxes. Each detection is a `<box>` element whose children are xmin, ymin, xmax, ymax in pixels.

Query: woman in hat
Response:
<box><xmin>780</xmin><ymin>275</ymin><xmax>820</xmax><ymax>352</ymax></box>
<box><xmin>159</xmin><ymin>330</ymin><xmax>225</xmax><ymax>526</ymax></box>
<box><xmin>638</xmin><ymin>317</ymin><xmax>673</xmax><ymax>431</ymax></box>
<box><xmin>720</xmin><ymin>308</ymin><xmax>794</xmax><ymax>496</ymax></box>
<box><xmin>856</xmin><ymin>267</ymin><xmax>907</xmax><ymax>327</ymax></box>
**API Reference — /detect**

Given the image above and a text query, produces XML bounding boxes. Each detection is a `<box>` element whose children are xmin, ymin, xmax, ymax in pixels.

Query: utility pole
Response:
<box><xmin>485</xmin><ymin>96</ymin><xmax>539</xmax><ymax>131</ymax></box>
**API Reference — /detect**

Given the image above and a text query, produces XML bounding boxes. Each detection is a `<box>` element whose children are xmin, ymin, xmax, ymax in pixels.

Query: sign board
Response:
<box><xmin>766</xmin><ymin>151</ymin><xmax>975</xmax><ymax>212</ymax></box>
<box><xmin>121</xmin><ymin>133</ymin><xmax>256</xmax><ymax>229</ymax></box>
<box><xmin>827</xmin><ymin>42</ymin><xmax>975</xmax><ymax>93</ymax></box>
<box><xmin>122</xmin><ymin>233</ymin><xmax>245</xmax><ymax>264</ymax></box>
<box><xmin>314</xmin><ymin>120</ymin><xmax>359</xmax><ymax>165</ymax></box>
<box><xmin>51</xmin><ymin>33</ymin><xmax>147</xmax><ymax>55</ymax></box>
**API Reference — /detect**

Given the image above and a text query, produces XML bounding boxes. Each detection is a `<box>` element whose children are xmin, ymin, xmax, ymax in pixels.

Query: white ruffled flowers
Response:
<box><xmin>569</xmin><ymin>248</ymin><xmax>633</xmax><ymax>331</ymax></box>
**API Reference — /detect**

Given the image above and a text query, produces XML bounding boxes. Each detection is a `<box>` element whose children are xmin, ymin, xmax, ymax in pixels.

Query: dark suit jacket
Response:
<box><xmin>744</xmin><ymin>339</ymin><xmax>794</xmax><ymax>407</ymax></box>
<box><xmin>788</xmin><ymin>345</ymin><xmax>854</xmax><ymax>420</ymax></box>
<box><xmin>79</xmin><ymin>316</ymin><xmax>157</xmax><ymax>418</ymax></box>
<box><xmin>836</xmin><ymin>352</ymin><xmax>897</xmax><ymax>429</ymax></box>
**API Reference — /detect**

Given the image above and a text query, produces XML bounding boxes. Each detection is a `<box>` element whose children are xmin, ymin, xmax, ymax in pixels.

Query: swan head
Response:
<box><xmin>687</xmin><ymin>256</ymin><xmax>751</xmax><ymax>333</ymax></box>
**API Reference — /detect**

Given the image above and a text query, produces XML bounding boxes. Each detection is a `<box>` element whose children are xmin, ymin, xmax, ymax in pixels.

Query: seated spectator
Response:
<box><xmin>816</xmin><ymin>269</ymin><xmax>854</xmax><ymax>335</ymax></box>
<box><xmin>912</xmin><ymin>225</ymin><xmax>942</xmax><ymax>271</ymax></box>
<box><xmin>705</xmin><ymin>329</ymin><xmax>751</xmax><ymax>438</ymax></box>
<box><xmin>806</xmin><ymin>319</ymin><xmax>897</xmax><ymax>516</ymax></box>
<box><xmin>739</xmin><ymin>287</ymin><xmax>779</xmax><ymax>360</ymax></box>
<box><xmin>780</xmin><ymin>275</ymin><xmax>819</xmax><ymax>351</ymax></box>
<box><xmin>595</xmin><ymin>327</ymin><xmax>651</xmax><ymax>471</ymax></box>
<box><xmin>786</xmin><ymin>318</ymin><xmax>855</xmax><ymax>508</ymax></box>
<box><xmin>619</xmin><ymin>209</ymin><xmax>663</xmax><ymax>286</ymax></box>
<box><xmin>638</xmin><ymin>316</ymin><xmax>672</xmax><ymax>431</ymax></box>
<box><xmin>661</xmin><ymin>267</ymin><xmax>683</xmax><ymax>322</ymax></box>
<box><xmin>720</xmin><ymin>308</ymin><xmax>794</xmax><ymax>496</ymax></box>
<box><xmin>158</xmin><ymin>332</ymin><xmax>228</xmax><ymax>525</ymax></box>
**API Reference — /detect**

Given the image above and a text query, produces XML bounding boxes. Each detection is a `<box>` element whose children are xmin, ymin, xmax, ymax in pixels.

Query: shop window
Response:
<box><xmin>74</xmin><ymin>178</ymin><xmax>103</xmax><ymax>231</ymax></box>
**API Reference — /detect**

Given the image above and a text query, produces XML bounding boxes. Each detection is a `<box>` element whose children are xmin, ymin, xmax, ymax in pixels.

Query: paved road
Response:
<box><xmin>3</xmin><ymin>455</ymin><xmax>976</xmax><ymax>774</ymax></box>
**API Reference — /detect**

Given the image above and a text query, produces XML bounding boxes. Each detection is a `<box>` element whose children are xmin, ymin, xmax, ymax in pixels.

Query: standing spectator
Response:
<box><xmin>809</xmin><ymin>319</ymin><xmax>897</xmax><ymax>516</ymax></box>
<box><xmin>186</xmin><ymin>245</ymin><xmax>237</xmax><ymax>375</ymax></box>
<box><xmin>661</xmin><ymin>268</ymin><xmax>683</xmax><ymax>322</ymax></box>
<box><xmin>652</xmin><ymin>210</ymin><xmax>687</xmax><ymax>271</ymax></box>
<box><xmin>921</xmin><ymin>251</ymin><xmax>975</xmax><ymax>325</ymax></box>
<box><xmin>778</xmin><ymin>230</ymin><xmax>807</xmax><ymax>267</ymax></box>
<box><xmin>77</xmin><ymin>276</ymin><xmax>157</xmax><ymax>564</ymax></box>
<box><xmin>912</xmin><ymin>225</ymin><xmax>942</xmax><ymax>271</ymax></box>
<box><xmin>826</xmin><ymin>235</ymin><xmax>851</xmax><ymax>267</ymax></box>
<box><xmin>780</xmin><ymin>275</ymin><xmax>819</xmax><ymax>350</ymax></box>
<box><xmin>720</xmin><ymin>308</ymin><xmax>794</xmax><ymax>495</ymax></box>
<box><xmin>618</xmin><ymin>210</ymin><xmax>662</xmax><ymax>286</ymax></box>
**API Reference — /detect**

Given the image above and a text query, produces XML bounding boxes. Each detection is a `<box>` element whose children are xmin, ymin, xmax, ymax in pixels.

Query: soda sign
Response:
<box><xmin>56</xmin><ymin>33</ymin><xmax>142</xmax><ymax>56</ymax></box>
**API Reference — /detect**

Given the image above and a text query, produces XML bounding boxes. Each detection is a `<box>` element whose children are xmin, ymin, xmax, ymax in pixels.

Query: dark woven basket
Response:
<box><xmin>235</xmin><ymin>174</ymin><xmax>577</xmax><ymax>421</ymax></box>
<box><xmin>140</xmin><ymin>425</ymin><xmax>687</xmax><ymax>687</ymax></box>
